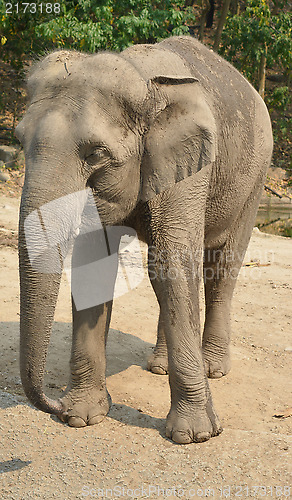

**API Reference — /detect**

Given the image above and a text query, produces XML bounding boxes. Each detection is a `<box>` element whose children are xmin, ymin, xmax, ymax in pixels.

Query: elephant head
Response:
<box><xmin>16</xmin><ymin>47</ymin><xmax>217</xmax><ymax>415</ymax></box>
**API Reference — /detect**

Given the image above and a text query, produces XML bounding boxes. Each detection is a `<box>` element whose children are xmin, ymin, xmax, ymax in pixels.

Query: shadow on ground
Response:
<box><xmin>0</xmin><ymin>321</ymin><xmax>155</xmax><ymax>408</ymax></box>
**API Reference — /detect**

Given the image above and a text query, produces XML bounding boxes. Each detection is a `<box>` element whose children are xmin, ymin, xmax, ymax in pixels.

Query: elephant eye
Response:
<box><xmin>84</xmin><ymin>147</ymin><xmax>111</xmax><ymax>166</ymax></box>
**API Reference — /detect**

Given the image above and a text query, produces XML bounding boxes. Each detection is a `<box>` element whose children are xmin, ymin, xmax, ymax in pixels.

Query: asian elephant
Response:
<box><xmin>16</xmin><ymin>36</ymin><xmax>273</xmax><ymax>444</ymax></box>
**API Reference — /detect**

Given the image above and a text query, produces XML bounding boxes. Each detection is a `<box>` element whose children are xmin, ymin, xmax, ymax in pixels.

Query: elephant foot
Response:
<box><xmin>147</xmin><ymin>351</ymin><xmax>168</xmax><ymax>375</ymax></box>
<box><xmin>166</xmin><ymin>397</ymin><xmax>223</xmax><ymax>444</ymax></box>
<box><xmin>202</xmin><ymin>342</ymin><xmax>231</xmax><ymax>379</ymax></box>
<box><xmin>57</xmin><ymin>387</ymin><xmax>111</xmax><ymax>427</ymax></box>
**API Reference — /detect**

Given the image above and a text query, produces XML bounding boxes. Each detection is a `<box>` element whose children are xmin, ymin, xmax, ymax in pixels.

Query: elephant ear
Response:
<box><xmin>140</xmin><ymin>76</ymin><xmax>217</xmax><ymax>201</ymax></box>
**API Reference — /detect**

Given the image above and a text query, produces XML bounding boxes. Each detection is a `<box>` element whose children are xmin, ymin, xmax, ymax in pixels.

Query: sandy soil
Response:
<box><xmin>0</xmin><ymin>193</ymin><xmax>291</xmax><ymax>500</ymax></box>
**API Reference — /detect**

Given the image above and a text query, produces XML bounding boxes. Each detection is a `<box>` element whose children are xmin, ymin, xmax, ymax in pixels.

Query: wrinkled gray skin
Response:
<box><xmin>16</xmin><ymin>36</ymin><xmax>273</xmax><ymax>444</ymax></box>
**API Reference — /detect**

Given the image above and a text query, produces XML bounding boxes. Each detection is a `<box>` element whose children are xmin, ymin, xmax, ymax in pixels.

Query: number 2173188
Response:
<box><xmin>5</xmin><ymin>3</ymin><xmax>61</xmax><ymax>14</ymax></box>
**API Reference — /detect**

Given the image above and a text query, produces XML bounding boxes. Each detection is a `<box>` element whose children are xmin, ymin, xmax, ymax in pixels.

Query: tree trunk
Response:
<box><xmin>206</xmin><ymin>0</ymin><xmax>215</xmax><ymax>28</ymax></box>
<box><xmin>199</xmin><ymin>0</ymin><xmax>211</xmax><ymax>41</ymax></box>
<box><xmin>258</xmin><ymin>44</ymin><xmax>267</xmax><ymax>100</ymax></box>
<box><xmin>213</xmin><ymin>0</ymin><xmax>232</xmax><ymax>52</ymax></box>
<box><xmin>230</xmin><ymin>0</ymin><xmax>240</xmax><ymax>16</ymax></box>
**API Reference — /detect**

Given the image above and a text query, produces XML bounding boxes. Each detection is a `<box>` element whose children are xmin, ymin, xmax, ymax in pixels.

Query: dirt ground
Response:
<box><xmin>0</xmin><ymin>193</ymin><xmax>291</xmax><ymax>500</ymax></box>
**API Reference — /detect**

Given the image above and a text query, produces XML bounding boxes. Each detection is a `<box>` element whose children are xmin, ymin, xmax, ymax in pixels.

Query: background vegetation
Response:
<box><xmin>0</xmin><ymin>0</ymin><xmax>291</xmax><ymax>180</ymax></box>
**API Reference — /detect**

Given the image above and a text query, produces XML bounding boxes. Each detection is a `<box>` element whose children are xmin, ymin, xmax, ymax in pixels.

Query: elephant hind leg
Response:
<box><xmin>147</xmin><ymin>313</ymin><xmax>168</xmax><ymax>375</ymax></box>
<box><xmin>203</xmin><ymin>179</ymin><xmax>265</xmax><ymax>378</ymax></box>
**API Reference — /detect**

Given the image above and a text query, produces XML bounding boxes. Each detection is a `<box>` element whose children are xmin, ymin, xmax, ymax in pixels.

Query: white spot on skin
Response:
<box><xmin>236</xmin><ymin>110</ymin><xmax>244</xmax><ymax>120</ymax></box>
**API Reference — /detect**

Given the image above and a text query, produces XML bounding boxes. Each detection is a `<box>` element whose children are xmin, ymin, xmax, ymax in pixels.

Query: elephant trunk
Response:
<box><xmin>19</xmin><ymin>217</ymin><xmax>64</xmax><ymax>414</ymax></box>
<box><xmin>18</xmin><ymin>182</ymin><xmax>89</xmax><ymax>414</ymax></box>
<box><xmin>19</xmin><ymin>255</ymin><xmax>63</xmax><ymax>413</ymax></box>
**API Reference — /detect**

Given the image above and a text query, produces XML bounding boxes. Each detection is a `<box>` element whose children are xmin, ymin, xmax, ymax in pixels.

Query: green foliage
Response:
<box><xmin>0</xmin><ymin>1</ymin><xmax>58</xmax><ymax>70</ymax></box>
<box><xmin>37</xmin><ymin>0</ymin><xmax>195</xmax><ymax>52</ymax></box>
<box><xmin>0</xmin><ymin>1</ymin><xmax>196</xmax><ymax>63</ymax></box>
<box><xmin>1</xmin><ymin>0</ymin><xmax>291</xmax><ymax>180</ymax></box>
<box><xmin>266</xmin><ymin>87</ymin><xmax>290</xmax><ymax>112</ymax></box>
<box><xmin>279</xmin><ymin>219</ymin><xmax>292</xmax><ymax>237</ymax></box>
<box><xmin>219</xmin><ymin>0</ymin><xmax>292</xmax><ymax>179</ymax></box>
<box><xmin>219</xmin><ymin>0</ymin><xmax>292</xmax><ymax>88</ymax></box>
<box><xmin>272</xmin><ymin>116</ymin><xmax>292</xmax><ymax>145</ymax></box>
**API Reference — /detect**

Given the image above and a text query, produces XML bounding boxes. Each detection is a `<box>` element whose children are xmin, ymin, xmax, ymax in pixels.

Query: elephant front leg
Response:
<box><xmin>58</xmin><ymin>301</ymin><xmax>112</xmax><ymax>427</ymax></box>
<box><xmin>149</xmin><ymin>251</ymin><xmax>222</xmax><ymax>444</ymax></box>
<box><xmin>165</xmin><ymin>303</ymin><xmax>222</xmax><ymax>444</ymax></box>
<box><xmin>58</xmin><ymin>226</ymin><xmax>121</xmax><ymax>426</ymax></box>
